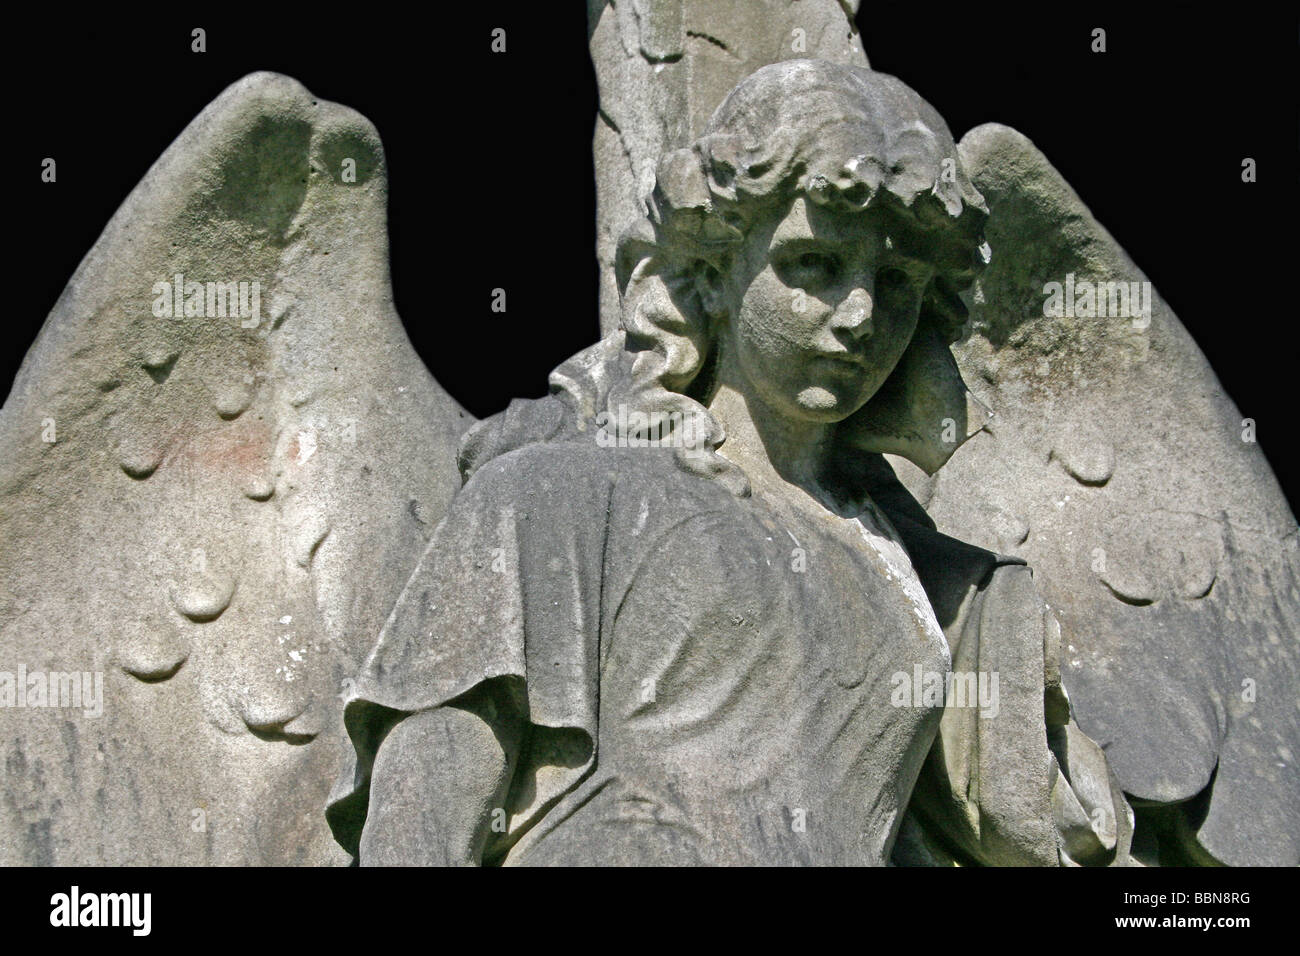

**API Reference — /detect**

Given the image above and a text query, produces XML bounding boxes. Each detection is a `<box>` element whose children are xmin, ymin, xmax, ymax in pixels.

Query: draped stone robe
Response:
<box><xmin>327</xmin><ymin>429</ymin><xmax>1131</xmax><ymax>866</ymax></box>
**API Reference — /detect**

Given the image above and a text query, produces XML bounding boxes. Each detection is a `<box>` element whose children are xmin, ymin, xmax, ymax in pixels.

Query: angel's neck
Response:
<box><xmin>706</xmin><ymin>380</ymin><xmax>834</xmax><ymax>499</ymax></box>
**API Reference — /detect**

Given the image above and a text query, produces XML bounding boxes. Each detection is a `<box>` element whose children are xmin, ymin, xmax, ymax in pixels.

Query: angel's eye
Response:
<box><xmin>776</xmin><ymin>250</ymin><xmax>840</xmax><ymax>291</ymax></box>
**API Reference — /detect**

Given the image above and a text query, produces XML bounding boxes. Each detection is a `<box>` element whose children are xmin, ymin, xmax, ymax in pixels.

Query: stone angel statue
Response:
<box><xmin>3</xmin><ymin>34</ymin><xmax>1294</xmax><ymax>865</ymax></box>
<box><xmin>325</xmin><ymin>61</ymin><xmax>1134</xmax><ymax>866</ymax></box>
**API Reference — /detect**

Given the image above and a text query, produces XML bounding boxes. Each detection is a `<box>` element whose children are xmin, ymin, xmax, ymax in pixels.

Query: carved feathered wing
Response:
<box><xmin>0</xmin><ymin>73</ymin><xmax>471</xmax><ymax>863</ymax></box>
<box><xmin>887</xmin><ymin>123</ymin><xmax>1298</xmax><ymax>865</ymax></box>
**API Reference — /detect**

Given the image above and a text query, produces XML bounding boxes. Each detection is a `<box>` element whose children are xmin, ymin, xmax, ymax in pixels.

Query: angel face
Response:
<box><xmin>718</xmin><ymin>195</ymin><xmax>935</xmax><ymax>425</ymax></box>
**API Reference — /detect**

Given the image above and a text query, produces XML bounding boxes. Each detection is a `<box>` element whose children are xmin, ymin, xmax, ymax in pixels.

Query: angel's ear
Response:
<box><xmin>840</xmin><ymin>323</ymin><xmax>991</xmax><ymax>475</ymax></box>
<box><xmin>691</xmin><ymin>260</ymin><xmax>729</xmax><ymax>320</ymax></box>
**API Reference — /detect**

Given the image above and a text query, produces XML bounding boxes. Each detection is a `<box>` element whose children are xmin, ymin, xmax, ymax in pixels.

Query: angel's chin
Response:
<box><xmin>793</xmin><ymin>385</ymin><xmax>864</xmax><ymax>422</ymax></box>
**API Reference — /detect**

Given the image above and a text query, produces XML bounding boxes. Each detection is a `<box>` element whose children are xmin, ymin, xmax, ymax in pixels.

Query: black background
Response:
<box><xmin>11</xmin><ymin>4</ymin><xmax>1297</xmax><ymax>505</ymax></box>
<box><xmin>1</xmin><ymin>864</ymin><xmax>1284</xmax><ymax>938</ymax></box>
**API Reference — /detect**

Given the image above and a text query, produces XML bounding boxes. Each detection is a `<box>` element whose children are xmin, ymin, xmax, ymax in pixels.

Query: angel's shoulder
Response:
<box><xmin>461</xmin><ymin>440</ymin><xmax>726</xmax><ymax>512</ymax></box>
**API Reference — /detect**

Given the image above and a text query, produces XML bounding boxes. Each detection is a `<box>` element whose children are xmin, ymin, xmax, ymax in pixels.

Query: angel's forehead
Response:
<box><xmin>769</xmin><ymin>196</ymin><xmax>881</xmax><ymax>245</ymax></box>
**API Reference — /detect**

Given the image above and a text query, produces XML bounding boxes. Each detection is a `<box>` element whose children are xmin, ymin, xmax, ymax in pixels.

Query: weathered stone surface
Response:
<box><xmin>589</xmin><ymin>0</ymin><xmax>866</xmax><ymax>333</ymax></box>
<box><xmin>4</xmin><ymin>16</ymin><xmax>1292</xmax><ymax>868</ymax></box>
<box><xmin>887</xmin><ymin>123</ymin><xmax>1299</xmax><ymax>865</ymax></box>
<box><xmin>587</xmin><ymin>5</ymin><xmax>1298</xmax><ymax>864</ymax></box>
<box><xmin>329</xmin><ymin>61</ymin><xmax>1130</xmax><ymax>867</ymax></box>
<box><xmin>0</xmin><ymin>73</ymin><xmax>470</xmax><ymax>864</ymax></box>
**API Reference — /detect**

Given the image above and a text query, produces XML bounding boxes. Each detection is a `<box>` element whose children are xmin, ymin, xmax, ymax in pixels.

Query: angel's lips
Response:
<box><xmin>811</xmin><ymin>350</ymin><xmax>870</xmax><ymax>368</ymax></box>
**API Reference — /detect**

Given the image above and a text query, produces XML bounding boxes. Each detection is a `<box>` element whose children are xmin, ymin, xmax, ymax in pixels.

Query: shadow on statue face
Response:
<box><xmin>710</xmin><ymin>195</ymin><xmax>935</xmax><ymax>426</ymax></box>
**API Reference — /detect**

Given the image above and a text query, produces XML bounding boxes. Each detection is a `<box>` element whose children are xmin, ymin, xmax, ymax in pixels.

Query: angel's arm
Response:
<box><xmin>359</xmin><ymin>685</ymin><xmax>524</xmax><ymax>866</ymax></box>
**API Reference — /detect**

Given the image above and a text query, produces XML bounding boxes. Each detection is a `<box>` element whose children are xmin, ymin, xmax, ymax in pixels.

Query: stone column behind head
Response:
<box><xmin>587</xmin><ymin>0</ymin><xmax>868</xmax><ymax>335</ymax></box>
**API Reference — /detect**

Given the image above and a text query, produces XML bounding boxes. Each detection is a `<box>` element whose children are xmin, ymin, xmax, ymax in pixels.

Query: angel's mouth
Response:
<box><xmin>813</xmin><ymin>350</ymin><xmax>869</xmax><ymax>367</ymax></box>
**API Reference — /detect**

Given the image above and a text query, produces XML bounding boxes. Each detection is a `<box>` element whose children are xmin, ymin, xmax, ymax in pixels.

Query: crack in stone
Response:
<box><xmin>685</xmin><ymin>29</ymin><xmax>729</xmax><ymax>52</ymax></box>
<box><xmin>836</xmin><ymin>0</ymin><xmax>860</xmax><ymax>36</ymax></box>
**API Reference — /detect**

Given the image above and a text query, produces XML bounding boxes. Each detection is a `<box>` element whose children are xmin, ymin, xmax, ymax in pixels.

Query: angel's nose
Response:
<box><xmin>829</xmin><ymin>286</ymin><xmax>874</xmax><ymax>339</ymax></box>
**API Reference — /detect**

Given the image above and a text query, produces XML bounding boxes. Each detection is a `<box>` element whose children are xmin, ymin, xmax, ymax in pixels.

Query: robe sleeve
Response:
<box><xmin>325</xmin><ymin>442</ymin><xmax>621</xmax><ymax>858</ymax></box>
